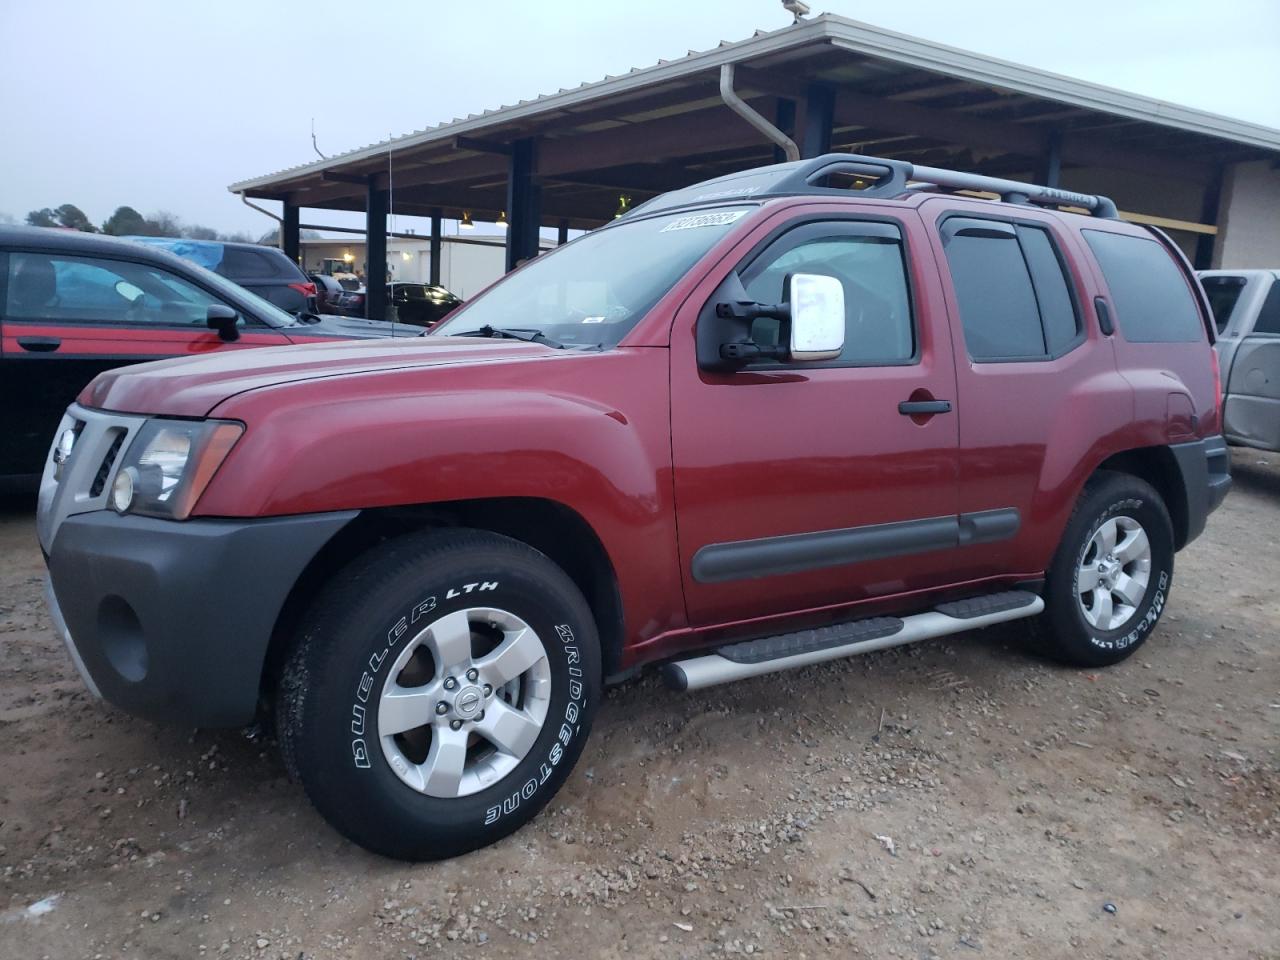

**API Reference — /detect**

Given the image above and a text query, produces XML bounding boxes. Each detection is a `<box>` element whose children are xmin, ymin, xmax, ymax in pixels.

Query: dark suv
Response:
<box><xmin>38</xmin><ymin>155</ymin><xmax>1229</xmax><ymax>861</ymax></box>
<box><xmin>126</xmin><ymin>237</ymin><xmax>318</xmax><ymax>315</ymax></box>
<box><xmin>0</xmin><ymin>226</ymin><xmax>418</xmax><ymax>486</ymax></box>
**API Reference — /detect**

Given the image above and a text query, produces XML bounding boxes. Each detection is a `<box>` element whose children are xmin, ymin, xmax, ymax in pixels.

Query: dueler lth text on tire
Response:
<box><xmin>277</xmin><ymin>530</ymin><xmax>601</xmax><ymax>860</ymax></box>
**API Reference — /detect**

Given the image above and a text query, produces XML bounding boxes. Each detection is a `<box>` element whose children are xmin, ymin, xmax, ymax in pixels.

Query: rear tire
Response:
<box><xmin>277</xmin><ymin>528</ymin><xmax>600</xmax><ymax>861</ymax></box>
<box><xmin>1036</xmin><ymin>471</ymin><xmax>1174</xmax><ymax>667</ymax></box>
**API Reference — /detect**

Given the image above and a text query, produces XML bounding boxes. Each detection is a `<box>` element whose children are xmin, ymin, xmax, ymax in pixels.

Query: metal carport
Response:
<box><xmin>229</xmin><ymin>14</ymin><xmax>1280</xmax><ymax>320</ymax></box>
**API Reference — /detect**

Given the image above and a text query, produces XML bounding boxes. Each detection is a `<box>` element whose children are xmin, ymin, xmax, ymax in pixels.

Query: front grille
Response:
<box><xmin>89</xmin><ymin>430</ymin><xmax>126</xmax><ymax>497</ymax></box>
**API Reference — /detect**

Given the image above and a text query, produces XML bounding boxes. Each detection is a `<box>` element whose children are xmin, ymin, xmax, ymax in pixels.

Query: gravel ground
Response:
<box><xmin>1</xmin><ymin>450</ymin><xmax>1277</xmax><ymax>960</ymax></box>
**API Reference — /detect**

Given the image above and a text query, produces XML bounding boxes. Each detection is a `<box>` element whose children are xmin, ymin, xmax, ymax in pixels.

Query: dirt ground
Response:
<box><xmin>1</xmin><ymin>451</ymin><xmax>1277</xmax><ymax>960</ymax></box>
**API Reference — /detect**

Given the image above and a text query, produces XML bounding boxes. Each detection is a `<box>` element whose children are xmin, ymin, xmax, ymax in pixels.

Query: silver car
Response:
<box><xmin>1198</xmin><ymin>269</ymin><xmax>1280</xmax><ymax>452</ymax></box>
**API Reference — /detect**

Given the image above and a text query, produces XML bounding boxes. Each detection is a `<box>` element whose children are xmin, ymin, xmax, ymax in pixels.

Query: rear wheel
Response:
<box><xmin>1036</xmin><ymin>471</ymin><xmax>1174</xmax><ymax>667</ymax></box>
<box><xmin>277</xmin><ymin>528</ymin><xmax>600</xmax><ymax>861</ymax></box>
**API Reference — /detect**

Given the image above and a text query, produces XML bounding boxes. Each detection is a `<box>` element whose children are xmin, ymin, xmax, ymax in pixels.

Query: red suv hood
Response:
<box><xmin>79</xmin><ymin>337</ymin><xmax>559</xmax><ymax>417</ymax></box>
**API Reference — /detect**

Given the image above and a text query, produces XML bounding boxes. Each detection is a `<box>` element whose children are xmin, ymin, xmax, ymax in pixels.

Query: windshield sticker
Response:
<box><xmin>660</xmin><ymin>211</ymin><xmax>747</xmax><ymax>232</ymax></box>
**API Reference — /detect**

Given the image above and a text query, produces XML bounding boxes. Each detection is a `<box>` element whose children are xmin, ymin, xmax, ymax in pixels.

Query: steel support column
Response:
<box><xmin>773</xmin><ymin>98</ymin><xmax>797</xmax><ymax>164</ymax></box>
<box><xmin>1038</xmin><ymin>131</ymin><xmax>1063</xmax><ymax>187</ymax></box>
<box><xmin>557</xmin><ymin>219</ymin><xmax>569</xmax><ymax>245</ymax></box>
<box><xmin>506</xmin><ymin>138</ymin><xmax>542</xmax><ymax>272</ymax></box>
<box><xmin>801</xmin><ymin>84</ymin><xmax>834</xmax><ymax>159</ymax></box>
<box><xmin>365</xmin><ymin>186</ymin><xmax>388</xmax><ymax>321</ymax></box>
<box><xmin>281</xmin><ymin>202</ymin><xmax>300</xmax><ymax>264</ymax></box>
<box><xmin>429</xmin><ymin>209</ymin><xmax>442</xmax><ymax>286</ymax></box>
<box><xmin>1195</xmin><ymin>165</ymin><xmax>1225</xmax><ymax>270</ymax></box>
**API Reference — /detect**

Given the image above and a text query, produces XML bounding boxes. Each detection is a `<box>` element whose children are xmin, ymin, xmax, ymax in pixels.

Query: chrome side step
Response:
<box><xmin>663</xmin><ymin>590</ymin><xmax>1043</xmax><ymax>692</ymax></box>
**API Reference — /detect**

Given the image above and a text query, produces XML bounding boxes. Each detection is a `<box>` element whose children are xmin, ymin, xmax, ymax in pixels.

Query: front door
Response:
<box><xmin>670</xmin><ymin>210</ymin><xmax>962</xmax><ymax>628</ymax></box>
<box><xmin>0</xmin><ymin>248</ymin><xmax>288</xmax><ymax>480</ymax></box>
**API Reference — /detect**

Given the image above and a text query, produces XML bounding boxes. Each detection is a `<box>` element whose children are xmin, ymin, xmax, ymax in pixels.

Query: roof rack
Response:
<box><xmin>628</xmin><ymin>153</ymin><xmax>1118</xmax><ymax>219</ymax></box>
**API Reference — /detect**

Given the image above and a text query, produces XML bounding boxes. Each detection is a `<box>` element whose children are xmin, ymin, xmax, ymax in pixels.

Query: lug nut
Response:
<box><xmin>466</xmin><ymin>668</ymin><xmax>479</xmax><ymax>682</ymax></box>
<box><xmin>450</xmin><ymin>718</ymin><xmax>463</xmax><ymax>731</ymax></box>
<box><xmin>436</xmin><ymin>701</ymin><xmax>449</xmax><ymax>715</ymax></box>
<box><xmin>476</xmin><ymin>709</ymin><xmax>485</xmax><ymax>722</ymax></box>
<box><xmin>443</xmin><ymin>676</ymin><xmax>458</xmax><ymax>691</ymax></box>
<box><xmin>483</xmin><ymin>684</ymin><xmax>492</xmax><ymax>696</ymax></box>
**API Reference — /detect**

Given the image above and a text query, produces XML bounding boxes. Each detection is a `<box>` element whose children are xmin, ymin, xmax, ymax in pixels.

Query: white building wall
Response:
<box><xmin>1215</xmin><ymin>160</ymin><xmax>1280</xmax><ymax>269</ymax></box>
<box><xmin>300</xmin><ymin>235</ymin><xmax>548</xmax><ymax>297</ymax></box>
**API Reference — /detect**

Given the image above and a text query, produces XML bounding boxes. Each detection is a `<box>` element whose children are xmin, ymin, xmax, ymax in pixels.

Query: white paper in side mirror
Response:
<box><xmin>789</xmin><ymin>274</ymin><xmax>845</xmax><ymax>361</ymax></box>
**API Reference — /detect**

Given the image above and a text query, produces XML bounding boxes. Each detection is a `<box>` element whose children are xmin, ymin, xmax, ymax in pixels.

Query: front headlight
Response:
<box><xmin>110</xmin><ymin>419</ymin><xmax>243</xmax><ymax>519</ymax></box>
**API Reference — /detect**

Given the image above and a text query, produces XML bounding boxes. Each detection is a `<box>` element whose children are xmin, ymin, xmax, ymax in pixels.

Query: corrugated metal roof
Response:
<box><xmin>229</xmin><ymin>13</ymin><xmax>1280</xmax><ymax>194</ymax></box>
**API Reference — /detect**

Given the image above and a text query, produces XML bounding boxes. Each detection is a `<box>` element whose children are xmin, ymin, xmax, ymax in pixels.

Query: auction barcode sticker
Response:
<box><xmin>660</xmin><ymin>210</ymin><xmax>747</xmax><ymax>232</ymax></box>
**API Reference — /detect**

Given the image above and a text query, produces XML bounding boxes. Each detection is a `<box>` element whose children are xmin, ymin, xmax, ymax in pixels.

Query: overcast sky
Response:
<box><xmin>3</xmin><ymin>0</ymin><xmax>1278</xmax><ymax>236</ymax></box>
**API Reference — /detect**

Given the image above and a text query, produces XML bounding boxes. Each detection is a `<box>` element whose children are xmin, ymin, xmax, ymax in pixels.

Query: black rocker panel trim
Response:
<box><xmin>691</xmin><ymin>508</ymin><xmax>1020</xmax><ymax>584</ymax></box>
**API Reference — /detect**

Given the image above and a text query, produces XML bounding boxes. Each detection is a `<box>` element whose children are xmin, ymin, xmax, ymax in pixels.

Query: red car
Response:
<box><xmin>38</xmin><ymin>155</ymin><xmax>1229</xmax><ymax>861</ymax></box>
<box><xmin>0</xmin><ymin>227</ymin><xmax>421</xmax><ymax>487</ymax></box>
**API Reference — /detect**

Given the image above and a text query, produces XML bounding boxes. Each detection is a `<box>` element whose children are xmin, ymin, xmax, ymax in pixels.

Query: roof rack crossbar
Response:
<box><xmin>625</xmin><ymin>153</ymin><xmax>1118</xmax><ymax>219</ymax></box>
<box><xmin>905</xmin><ymin>164</ymin><xmax>1118</xmax><ymax>218</ymax></box>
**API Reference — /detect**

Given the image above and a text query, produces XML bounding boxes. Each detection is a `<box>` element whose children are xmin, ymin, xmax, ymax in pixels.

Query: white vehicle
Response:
<box><xmin>1198</xmin><ymin>269</ymin><xmax>1280</xmax><ymax>452</ymax></box>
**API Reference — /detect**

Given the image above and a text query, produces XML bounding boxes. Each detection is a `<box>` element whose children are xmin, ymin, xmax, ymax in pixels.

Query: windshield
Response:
<box><xmin>188</xmin><ymin>263</ymin><xmax>301</xmax><ymax>327</ymax></box>
<box><xmin>432</xmin><ymin>206</ymin><xmax>753</xmax><ymax>348</ymax></box>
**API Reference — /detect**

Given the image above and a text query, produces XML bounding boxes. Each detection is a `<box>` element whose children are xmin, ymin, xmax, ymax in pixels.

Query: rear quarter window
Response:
<box><xmin>1084</xmin><ymin>230</ymin><xmax>1203</xmax><ymax>342</ymax></box>
<box><xmin>220</xmin><ymin>247</ymin><xmax>289</xmax><ymax>280</ymax></box>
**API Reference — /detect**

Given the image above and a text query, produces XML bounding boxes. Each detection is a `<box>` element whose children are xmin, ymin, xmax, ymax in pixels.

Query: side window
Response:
<box><xmin>4</xmin><ymin>251</ymin><xmax>233</xmax><ymax>326</ymax></box>
<box><xmin>1016</xmin><ymin>225</ymin><xmax>1079</xmax><ymax>354</ymax></box>
<box><xmin>1254</xmin><ymin>282</ymin><xmax>1280</xmax><ymax>336</ymax></box>
<box><xmin>941</xmin><ymin>219</ymin><xmax>1079</xmax><ymax>361</ymax></box>
<box><xmin>741</xmin><ymin>225</ymin><xmax>914</xmax><ymax>365</ymax></box>
<box><xmin>1199</xmin><ymin>275</ymin><xmax>1247</xmax><ymax>334</ymax></box>
<box><xmin>1083</xmin><ymin>230</ymin><xmax>1203</xmax><ymax>342</ymax></box>
<box><xmin>220</xmin><ymin>247</ymin><xmax>279</xmax><ymax>279</ymax></box>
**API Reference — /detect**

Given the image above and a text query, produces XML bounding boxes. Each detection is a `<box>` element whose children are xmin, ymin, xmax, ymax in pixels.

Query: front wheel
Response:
<box><xmin>277</xmin><ymin>528</ymin><xmax>601</xmax><ymax>860</ymax></box>
<box><xmin>1036</xmin><ymin>471</ymin><xmax>1175</xmax><ymax>667</ymax></box>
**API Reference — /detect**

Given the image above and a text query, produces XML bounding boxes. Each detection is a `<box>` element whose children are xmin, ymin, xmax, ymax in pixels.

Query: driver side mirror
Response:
<box><xmin>700</xmin><ymin>272</ymin><xmax>845</xmax><ymax>369</ymax></box>
<box><xmin>206</xmin><ymin>304</ymin><xmax>241</xmax><ymax>342</ymax></box>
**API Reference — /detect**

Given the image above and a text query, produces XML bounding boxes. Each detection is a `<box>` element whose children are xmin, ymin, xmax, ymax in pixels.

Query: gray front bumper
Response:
<box><xmin>44</xmin><ymin>509</ymin><xmax>356</xmax><ymax>727</ymax></box>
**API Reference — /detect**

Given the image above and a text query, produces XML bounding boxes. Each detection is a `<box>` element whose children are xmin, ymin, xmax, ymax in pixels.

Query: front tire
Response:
<box><xmin>277</xmin><ymin>528</ymin><xmax>601</xmax><ymax>861</ymax></box>
<box><xmin>1037</xmin><ymin>471</ymin><xmax>1175</xmax><ymax>667</ymax></box>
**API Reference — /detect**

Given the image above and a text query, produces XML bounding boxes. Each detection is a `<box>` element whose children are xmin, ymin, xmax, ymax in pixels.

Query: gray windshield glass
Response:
<box><xmin>432</xmin><ymin>207</ymin><xmax>752</xmax><ymax>348</ymax></box>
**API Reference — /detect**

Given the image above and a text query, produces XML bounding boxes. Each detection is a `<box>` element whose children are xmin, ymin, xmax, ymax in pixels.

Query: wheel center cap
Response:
<box><xmin>453</xmin><ymin>685</ymin><xmax>484</xmax><ymax>719</ymax></box>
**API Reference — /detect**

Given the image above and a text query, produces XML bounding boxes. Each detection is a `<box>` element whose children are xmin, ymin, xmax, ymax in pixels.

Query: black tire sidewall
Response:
<box><xmin>1046</xmin><ymin>477</ymin><xmax>1174</xmax><ymax>665</ymax></box>
<box><xmin>292</xmin><ymin>534</ymin><xmax>600</xmax><ymax>860</ymax></box>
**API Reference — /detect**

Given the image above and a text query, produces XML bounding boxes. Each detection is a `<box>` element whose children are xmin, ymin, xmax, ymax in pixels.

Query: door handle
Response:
<box><xmin>17</xmin><ymin>336</ymin><xmax>61</xmax><ymax>353</ymax></box>
<box><xmin>898</xmin><ymin>399</ymin><xmax>952</xmax><ymax>415</ymax></box>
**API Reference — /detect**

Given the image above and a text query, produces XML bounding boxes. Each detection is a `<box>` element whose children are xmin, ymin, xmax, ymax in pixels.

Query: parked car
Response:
<box><xmin>0</xmin><ymin>226</ymin><xmax>419</xmax><ymax>486</ymax></box>
<box><xmin>388</xmin><ymin>282</ymin><xmax>463</xmax><ymax>328</ymax></box>
<box><xmin>335</xmin><ymin>285</ymin><xmax>366</xmax><ymax>317</ymax></box>
<box><xmin>1198</xmin><ymin>269</ymin><xmax>1280</xmax><ymax>451</ymax></box>
<box><xmin>38</xmin><ymin>154</ymin><xmax>1229</xmax><ymax>861</ymax></box>
<box><xmin>126</xmin><ymin>237</ymin><xmax>318</xmax><ymax>315</ymax></box>
<box><xmin>309</xmin><ymin>273</ymin><xmax>346</xmax><ymax>312</ymax></box>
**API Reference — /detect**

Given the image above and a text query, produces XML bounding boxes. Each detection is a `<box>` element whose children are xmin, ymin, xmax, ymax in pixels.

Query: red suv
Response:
<box><xmin>37</xmin><ymin>155</ymin><xmax>1230</xmax><ymax>861</ymax></box>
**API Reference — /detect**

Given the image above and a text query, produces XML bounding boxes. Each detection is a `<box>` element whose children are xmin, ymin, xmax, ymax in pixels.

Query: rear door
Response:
<box><xmin>0</xmin><ymin>248</ymin><xmax>288</xmax><ymax>479</ymax></box>
<box><xmin>1223</xmin><ymin>279</ymin><xmax>1280</xmax><ymax>450</ymax></box>
<box><xmin>922</xmin><ymin>199</ymin><xmax>1127</xmax><ymax>580</ymax></box>
<box><xmin>671</xmin><ymin>207</ymin><xmax>963</xmax><ymax>628</ymax></box>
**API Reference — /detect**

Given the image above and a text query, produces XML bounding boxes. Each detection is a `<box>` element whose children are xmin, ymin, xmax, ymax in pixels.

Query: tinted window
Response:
<box><xmin>221</xmin><ymin>247</ymin><xmax>282</xmax><ymax>279</ymax></box>
<box><xmin>1017</xmin><ymin>225</ymin><xmax>1079</xmax><ymax>353</ymax></box>
<box><xmin>1084</xmin><ymin>231</ymin><xmax>1202</xmax><ymax>342</ymax></box>
<box><xmin>1200</xmin><ymin>276</ymin><xmax>1247</xmax><ymax>334</ymax></box>
<box><xmin>4</xmin><ymin>251</ymin><xmax>231</xmax><ymax>326</ymax></box>
<box><xmin>943</xmin><ymin>224</ymin><xmax>1046</xmax><ymax>359</ymax></box>
<box><xmin>1254</xmin><ymin>282</ymin><xmax>1280</xmax><ymax>335</ymax></box>
<box><xmin>742</xmin><ymin>230</ymin><xmax>914</xmax><ymax>364</ymax></box>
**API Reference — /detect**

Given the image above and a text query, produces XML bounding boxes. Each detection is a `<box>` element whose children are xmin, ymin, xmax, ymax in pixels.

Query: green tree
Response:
<box><xmin>26</xmin><ymin>207</ymin><xmax>58</xmax><ymax>227</ymax></box>
<box><xmin>54</xmin><ymin>204</ymin><xmax>97</xmax><ymax>232</ymax></box>
<box><xmin>101</xmin><ymin>205</ymin><xmax>148</xmax><ymax>236</ymax></box>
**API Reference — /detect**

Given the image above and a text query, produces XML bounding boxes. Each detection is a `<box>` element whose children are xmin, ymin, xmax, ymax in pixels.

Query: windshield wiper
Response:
<box><xmin>450</xmin><ymin>325</ymin><xmax>565</xmax><ymax>348</ymax></box>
